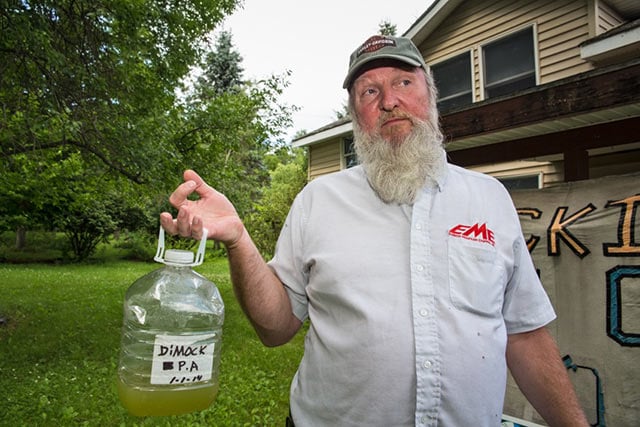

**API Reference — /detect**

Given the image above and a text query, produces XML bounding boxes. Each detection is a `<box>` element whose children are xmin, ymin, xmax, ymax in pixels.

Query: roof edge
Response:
<box><xmin>293</xmin><ymin>120</ymin><xmax>354</xmax><ymax>147</ymax></box>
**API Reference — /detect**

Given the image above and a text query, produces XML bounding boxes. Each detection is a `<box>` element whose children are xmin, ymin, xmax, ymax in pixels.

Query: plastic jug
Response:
<box><xmin>117</xmin><ymin>227</ymin><xmax>224</xmax><ymax>416</ymax></box>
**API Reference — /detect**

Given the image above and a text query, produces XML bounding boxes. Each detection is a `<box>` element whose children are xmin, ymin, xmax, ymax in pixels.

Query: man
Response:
<box><xmin>160</xmin><ymin>35</ymin><xmax>588</xmax><ymax>426</ymax></box>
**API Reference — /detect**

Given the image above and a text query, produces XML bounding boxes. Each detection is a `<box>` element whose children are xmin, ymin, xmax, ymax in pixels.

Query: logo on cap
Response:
<box><xmin>356</xmin><ymin>35</ymin><xmax>397</xmax><ymax>58</ymax></box>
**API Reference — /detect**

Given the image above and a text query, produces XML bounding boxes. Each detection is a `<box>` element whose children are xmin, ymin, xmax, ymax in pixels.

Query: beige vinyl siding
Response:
<box><xmin>308</xmin><ymin>139</ymin><xmax>342</xmax><ymax>180</ymax></box>
<box><xmin>470</xmin><ymin>160</ymin><xmax>564</xmax><ymax>187</ymax></box>
<box><xmin>597</xmin><ymin>1</ymin><xmax>625</xmax><ymax>34</ymax></box>
<box><xmin>543</xmin><ymin>163</ymin><xmax>564</xmax><ymax>187</ymax></box>
<box><xmin>468</xmin><ymin>149</ymin><xmax>640</xmax><ymax>186</ymax></box>
<box><xmin>537</xmin><ymin>1</ymin><xmax>593</xmax><ymax>82</ymax></box>
<box><xmin>421</xmin><ymin>0</ymin><xmax>595</xmax><ymax>95</ymax></box>
<box><xmin>472</xmin><ymin>48</ymin><xmax>481</xmax><ymax>101</ymax></box>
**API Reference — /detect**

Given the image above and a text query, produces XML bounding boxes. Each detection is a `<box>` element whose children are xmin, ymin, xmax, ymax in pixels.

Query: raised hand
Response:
<box><xmin>159</xmin><ymin>170</ymin><xmax>245</xmax><ymax>246</ymax></box>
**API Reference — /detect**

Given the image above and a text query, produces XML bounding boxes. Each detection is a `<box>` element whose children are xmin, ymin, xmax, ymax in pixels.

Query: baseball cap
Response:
<box><xmin>343</xmin><ymin>35</ymin><xmax>427</xmax><ymax>89</ymax></box>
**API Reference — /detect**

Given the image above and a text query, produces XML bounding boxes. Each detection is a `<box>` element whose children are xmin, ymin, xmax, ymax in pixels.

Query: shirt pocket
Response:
<box><xmin>447</xmin><ymin>237</ymin><xmax>506</xmax><ymax>316</ymax></box>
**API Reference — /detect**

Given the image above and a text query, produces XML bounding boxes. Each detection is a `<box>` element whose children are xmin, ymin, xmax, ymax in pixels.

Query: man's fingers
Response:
<box><xmin>191</xmin><ymin>216</ymin><xmax>205</xmax><ymax>240</ymax></box>
<box><xmin>168</xmin><ymin>180</ymin><xmax>197</xmax><ymax>208</ymax></box>
<box><xmin>176</xmin><ymin>208</ymin><xmax>192</xmax><ymax>237</ymax></box>
<box><xmin>183</xmin><ymin>169</ymin><xmax>203</xmax><ymax>185</ymax></box>
<box><xmin>161</xmin><ymin>170</ymin><xmax>220</xmax><ymax>239</ymax></box>
<box><xmin>160</xmin><ymin>209</ymin><xmax>193</xmax><ymax>237</ymax></box>
<box><xmin>184</xmin><ymin>169</ymin><xmax>222</xmax><ymax>200</ymax></box>
<box><xmin>160</xmin><ymin>211</ymin><xmax>206</xmax><ymax>240</ymax></box>
<box><xmin>159</xmin><ymin>212</ymin><xmax>178</xmax><ymax>235</ymax></box>
<box><xmin>183</xmin><ymin>170</ymin><xmax>208</xmax><ymax>195</ymax></box>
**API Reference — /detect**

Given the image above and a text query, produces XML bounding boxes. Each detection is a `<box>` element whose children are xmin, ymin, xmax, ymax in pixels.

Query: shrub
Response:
<box><xmin>55</xmin><ymin>199</ymin><xmax>118</xmax><ymax>261</ymax></box>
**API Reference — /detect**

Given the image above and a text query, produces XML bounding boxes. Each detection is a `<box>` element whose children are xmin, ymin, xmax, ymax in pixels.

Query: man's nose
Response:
<box><xmin>379</xmin><ymin>88</ymin><xmax>399</xmax><ymax>112</ymax></box>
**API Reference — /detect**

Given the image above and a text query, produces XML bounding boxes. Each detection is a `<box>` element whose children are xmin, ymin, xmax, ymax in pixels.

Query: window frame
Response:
<box><xmin>431</xmin><ymin>49</ymin><xmax>474</xmax><ymax>112</ymax></box>
<box><xmin>479</xmin><ymin>25</ymin><xmax>539</xmax><ymax>101</ymax></box>
<box><xmin>342</xmin><ymin>136</ymin><xmax>358</xmax><ymax>169</ymax></box>
<box><xmin>497</xmin><ymin>172</ymin><xmax>543</xmax><ymax>190</ymax></box>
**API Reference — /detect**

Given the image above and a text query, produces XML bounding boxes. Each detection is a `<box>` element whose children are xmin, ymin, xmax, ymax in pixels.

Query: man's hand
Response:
<box><xmin>159</xmin><ymin>169</ymin><xmax>245</xmax><ymax>247</ymax></box>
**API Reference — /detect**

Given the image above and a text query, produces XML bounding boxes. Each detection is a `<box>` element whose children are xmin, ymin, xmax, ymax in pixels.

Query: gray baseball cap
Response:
<box><xmin>343</xmin><ymin>35</ymin><xmax>427</xmax><ymax>89</ymax></box>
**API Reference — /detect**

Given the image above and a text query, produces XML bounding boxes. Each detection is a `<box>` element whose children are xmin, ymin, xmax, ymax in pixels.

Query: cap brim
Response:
<box><xmin>343</xmin><ymin>55</ymin><xmax>423</xmax><ymax>89</ymax></box>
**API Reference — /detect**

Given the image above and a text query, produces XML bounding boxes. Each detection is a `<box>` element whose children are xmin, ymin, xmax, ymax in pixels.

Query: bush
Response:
<box><xmin>246</xmin><ymin>161</ymin><xmax>306</xmax><ymax>258</ymax></box>
<box><xmin>0</xmin><ymin>230</ymin><xmax>67</xmax><ymax>263</ymax></box>
<box><xmin>112</xmin><ymin>231</ymin><xmax>157</xmax><ymax>261</ymax></box>
<box><xmin>56</xmin><ymin>201</ymin><xmax>118</xmax><ymax>261</ymax></box>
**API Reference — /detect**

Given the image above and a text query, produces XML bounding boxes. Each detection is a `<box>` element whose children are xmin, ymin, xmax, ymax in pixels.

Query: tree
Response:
<box><xmin>0</xmin><ymin>146</ymin><xmax>156</xmax><ymax>260</ymax></box>
<box><xmin>0</xmin><ymin>0</ymin><xmax>239</xmax><ymax>183</ymax></box>
<box><xmin>378</xmin><ymin>20</ymin><xmax>397</xmax><ymax>36</ymax></box>
<box><xmin>0</xmin><ymin>0</ymin><xmax>238</xmax><ymax>252</ymax></box>
<box><xmin>334</xmin><ymin>102</ymin><xmax>350</xmax><ymax>120</ymax></box>
<box><xmin>245</xmin><ymin>147</ymin><xmax>307</xmax><ymax>258</ymax></box>
<box><xmin>195</xmin><ymin>30</ymin><xmax>245</xmax><ymax>98</ymax></box>
<box><xmin>180</xmin><ymin>30</ymin><xmax>297</xmax><ymax>219</ymax></box>
<box><xmin>0</xmin><ymin>1</ymin><xmax>297</xmax><ymax>259</ymax></box>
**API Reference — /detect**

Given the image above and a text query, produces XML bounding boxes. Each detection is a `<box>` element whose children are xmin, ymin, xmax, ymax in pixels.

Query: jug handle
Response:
<box><xmin>154</xmin><ymin>225</ymin><xmax>209</xmax><ymax>267</ymax></box>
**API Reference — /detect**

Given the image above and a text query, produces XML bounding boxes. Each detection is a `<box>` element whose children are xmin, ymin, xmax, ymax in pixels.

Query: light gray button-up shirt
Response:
<box><xmin>269</xmin><ymin>162</ymin><xmax>555</xmax><ymax>426</ymax></box>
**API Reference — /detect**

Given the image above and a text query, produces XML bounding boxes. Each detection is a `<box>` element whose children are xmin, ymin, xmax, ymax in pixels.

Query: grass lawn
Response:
<box><xmin>0</xmin><ymin>257</ymin><xmax>305</xmax><ymax>426</ymax></box>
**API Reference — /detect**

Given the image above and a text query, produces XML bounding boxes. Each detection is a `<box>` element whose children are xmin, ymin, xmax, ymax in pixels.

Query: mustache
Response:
<box><xmin>377</xmin><ymin>111</ymin><xmax>414</xmax><ymax>127</ymax></box>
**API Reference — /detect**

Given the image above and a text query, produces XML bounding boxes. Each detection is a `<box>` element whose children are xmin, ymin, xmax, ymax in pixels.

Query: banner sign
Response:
<box><xmin>504</xmin><ymin>172</ymin><xmax>639</xmax><ymax>426</ymax></box>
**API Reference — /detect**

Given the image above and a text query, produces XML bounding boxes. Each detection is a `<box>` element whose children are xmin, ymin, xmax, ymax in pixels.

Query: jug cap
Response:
<box><xmin>164</xmin><ymin>249</ymin><xmax>194</xmax><ymax>265</ymax></box>
<box><xmin>154</xmin><ymin>226</ymin><xmax>208</xmax><ymax>267</ymax></box>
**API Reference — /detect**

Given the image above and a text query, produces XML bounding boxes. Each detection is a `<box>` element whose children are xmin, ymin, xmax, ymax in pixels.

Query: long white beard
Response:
<box><xmin>353</xmin><ymin>116</ymin><xmax>446</xmax><ymax>205</ymax></box>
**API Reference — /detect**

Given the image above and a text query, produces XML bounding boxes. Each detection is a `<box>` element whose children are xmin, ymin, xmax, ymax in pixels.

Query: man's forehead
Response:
<box><xmin>352</xmin><ymin>60</ymin><xmax>421</xmax><ymax>84</ymax></box>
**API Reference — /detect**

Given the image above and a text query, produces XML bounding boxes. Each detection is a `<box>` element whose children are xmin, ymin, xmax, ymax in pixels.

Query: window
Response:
<box><xmin>483</xmin><ymin>27</ymin><xmax>536</xmax><ymax>99</ymax></box>
<box><xmin>432</xmin><ymin>52</ymin><xmax>473</xmax><ymax>112</ymax></box>
<box><xmin>498</xmin><ymin>174</ymin><xmax>541</xmax><ymax>190</ymax></box>
<box><xmin>343</xmin><ymin>137</ymin><xmax>358</xmax><ymax>168</ymax></box>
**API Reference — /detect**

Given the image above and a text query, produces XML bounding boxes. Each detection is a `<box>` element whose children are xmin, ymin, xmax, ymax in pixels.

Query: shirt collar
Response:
<box><xmin>424</xmin><ymin>148</ymin><xmax>449</xmax><ymax>192</ymax></box>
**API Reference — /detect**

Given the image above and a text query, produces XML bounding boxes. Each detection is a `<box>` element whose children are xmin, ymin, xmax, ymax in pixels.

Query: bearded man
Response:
<box><xmin>161</xmin><ymin>35</ymin><xmax>587</xmax><ymax>427</ymax></box>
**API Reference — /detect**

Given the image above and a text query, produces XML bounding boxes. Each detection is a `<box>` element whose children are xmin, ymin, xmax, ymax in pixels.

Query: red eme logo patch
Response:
<box><xmin>449</xmin><ymin>223</ymin><xmax>495</xmax><ymax>246</ymax></box>
<box><xmin>356</xmin><ymin>35</ymin><xmax>396</xmax><ymax>57</ymax></box>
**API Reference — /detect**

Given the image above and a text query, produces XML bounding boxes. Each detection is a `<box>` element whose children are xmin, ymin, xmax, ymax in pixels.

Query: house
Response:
<box><xmin>291</xmin><ymin>1</ymin><xmax>640</xmax><ymax>425</ymax></box>
<box><xmin>293</xmin><ymin>0</ymin><xmax>640</xmax><ymax>189</ymax></box>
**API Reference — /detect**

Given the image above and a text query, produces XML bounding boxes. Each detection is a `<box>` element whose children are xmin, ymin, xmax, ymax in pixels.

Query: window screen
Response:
<box><xmin>343</xmin><ymin>137</ymin><xmax>358</xmax><ymax>168</ymax></box>
<box><xmin>483</xmin><ymin>28</ymin><xmax>536</xmax><ymax>99</ymax></box>
<box><xmin>432</xmin><ymin>52</ymin><xmax>473</xmax><ymax>112</ymax></box>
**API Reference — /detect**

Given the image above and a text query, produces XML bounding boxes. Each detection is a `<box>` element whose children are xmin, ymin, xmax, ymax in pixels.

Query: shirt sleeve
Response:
<box><xmin>502</xmin><ymin>234</ymin><xmax>556</xmax><ymax>334</ymax></box>
<box><xmin>267</xmin><ymin>191</ymin><xmax>310</xmax><ymax>322</ymax></box>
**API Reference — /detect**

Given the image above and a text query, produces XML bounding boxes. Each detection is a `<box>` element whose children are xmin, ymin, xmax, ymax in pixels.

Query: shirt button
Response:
<box><xmin>420</xmin><ymin>415</ymin><xmax>428</xmax><ymax>424</ymax></box>
<box><xmin>423</xmin><ymin>360</ymin><xmax>432</xmax><ymax>369</ymax></box>
<box><xmin>416</xmin><ymin>223</ymin><xmax>422</xmax><ymax>230</ymax></box>
<box><xmin>419</xmin><ymin>309</ymin><xmax>429</xmax><ymax>317</ymax></box>
<box><xmin>416</xmin><ymin>264</ymin><xmax>424</xmax><ymax>272</ymax></box>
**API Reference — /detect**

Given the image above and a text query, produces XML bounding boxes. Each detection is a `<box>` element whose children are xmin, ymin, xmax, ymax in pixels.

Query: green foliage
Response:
<box><xmin>378</xmin><ymin>20</ymin><xmax>398</xmax><ymax>36</ymax></box>
<box><xmin>0</xmin><ymin>230</ymin><xmax>68</xmax><ymax>263</ymax></box>
<box><xmin>195</xmin><ymin>30</ymin><xmax>245</xmax><ymax>97</ymax></box>
<box><xmin>56</xmin><ymin>198</ymin><xmax>119</xmax><ymax>261</ymax></box>
<box><xmin>0</xmin><ymin>259</ymin><xmax>305</xmax><ymax>426</ymax></box>
<box><xmin>0</xmin><ymin>147</ymin><xmax>160</xmax><ymax>260</ymax></box>
<box><xmin>0</xmin><ymin>150</ymin><xmax>81</xmax><ymax>233</ymax></box>
<box><xmin>179</xmin><ymin>31</ymin><xmax>298</xmax><ymax>219</ymax></box>
<box><xmin>335</xmin><ymin>102</ymin><xmax>350</xmax><ymax>120</ymax></box>
<box><xmin>113</xmin><ymin>231</ymin><xmax>158</xmax><ymax>261</ymax></box>
<box><xmin>246</xmin><ymin>147</ymin><xmax>307</xmax><ymax>258</ymax></box>
<box><xmin>0</xmin><ymin>1</ymin><xmax>299</xmax><ymax>262</ymax></box>
<box><xmin>1</xmin><ymin>0</ymin><xmax>238</xmax><ymax>182</ymax></box>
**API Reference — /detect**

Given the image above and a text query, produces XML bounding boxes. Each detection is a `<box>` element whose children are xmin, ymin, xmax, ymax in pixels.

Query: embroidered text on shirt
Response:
<box><xmin>449</xmin><ymin>223</ymin><xmax>495</xmax><ymax>246</ymax></box>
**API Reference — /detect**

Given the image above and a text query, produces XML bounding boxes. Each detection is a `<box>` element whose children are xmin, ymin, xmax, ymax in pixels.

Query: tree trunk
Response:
<box><xmin>15</xmin><ymin>226</ymin><xmax>26</xmax><ymax>250</ymax></box>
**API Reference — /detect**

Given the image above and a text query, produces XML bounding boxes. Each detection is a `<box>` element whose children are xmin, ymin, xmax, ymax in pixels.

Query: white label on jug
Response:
<box><xmin>150</xmin><ymin>334</ymin><xmax>215</xmax><ymax>385</ymax></box>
